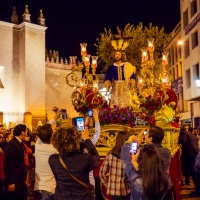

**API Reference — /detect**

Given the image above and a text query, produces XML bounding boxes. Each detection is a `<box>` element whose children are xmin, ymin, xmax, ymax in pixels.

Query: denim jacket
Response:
<box><xmin>120</xmin><ymin>143</ymin><xmax>165</xmax><ymax>200</ymax></box>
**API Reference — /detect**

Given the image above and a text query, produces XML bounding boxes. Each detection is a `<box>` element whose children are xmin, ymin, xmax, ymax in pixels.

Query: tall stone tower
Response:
<box><xmin>0</xmin><ymin>5</ymin><xmax>47</xmax><ymax>129</ymax></box>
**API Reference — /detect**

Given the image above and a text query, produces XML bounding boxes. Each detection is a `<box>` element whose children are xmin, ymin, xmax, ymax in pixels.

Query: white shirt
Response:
<box><xmin>34</xmin><ymin>137</ymin><xmax>58</xmax><ymax>193</ymax></box>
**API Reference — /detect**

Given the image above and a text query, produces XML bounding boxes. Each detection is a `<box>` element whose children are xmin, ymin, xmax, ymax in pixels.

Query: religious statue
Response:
<box><xmin>104</xmin><ymin>39</ymin><xmax>136</xmax><ymax>107</ymax></box>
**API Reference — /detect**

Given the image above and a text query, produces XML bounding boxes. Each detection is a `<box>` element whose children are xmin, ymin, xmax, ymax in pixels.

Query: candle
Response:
<box><xmin>79</xmin><ymin>79</ymin><xmax>85</xmax><ymax>92</ymax></box>
<box><xmin>84</xmin><ymin>55</ymin><xmax>90</xmax><ymax>67</ymax></box>
<box><xmin>138</xmin><ymin>78</ymin><xmax>143</xmax><ymax>89</ymax></box>
<box><xmin>91</xmin><ymin>56</ymin><xmax>98</xmax><ymax>69</ymax></box>
<box><xmin>93</xmin><ymin>83</ymin><xmax>98</xmax><ymax>93</ymax></box>
<box><xmin>162</xmin><ymin>78</ymin><xmax>167</xmax><ymax>87</ymax></box>
<box><xmin>141</xmin><ymin>47</ymin><xmax>148</xmax><ymax>62</ymax></box>
<box><xmin>147</xmin><ymin>38</ymin><xmax>154</xmax><ymax>53</ymax></box>
<box><xmin>162</xmin><ymin>52</ymin><xmax>169</xmax><ymax>66</ymax></box>
<box><xmin>80</xmin><ymin>43</ymin><xmax>87</xmax><ymax>56</ymax></box>
<box><xmin>69</xmin><ymin>56</ymin><xmax>77</xmax><ymax>70</ymax></box>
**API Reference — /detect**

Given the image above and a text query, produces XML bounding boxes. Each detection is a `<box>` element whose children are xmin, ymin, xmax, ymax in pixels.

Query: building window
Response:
<box><xmin>175</xmin><ymin>65</ymin><xmax>178</xmax><ymax>79</ymax></box>
<box><xmin>168</xmin><ymin>48</ymin><xmax>171</xmax><ymax>66</ymax></box>
<box><xmin>183</xmin><ymin>8</ymin><xmax>189</xmax><ymax>29</ymax></box>
<box><xmin>178</xmin><ymin>91</ymin><xmax>184</xmax><ymax>111</ymax></box>
<box><xmin>193</xmin><ymin>63</ymin><xmax>200</xmax><ymax>80</ymax></box>
<box><xmin>191</xmin><ymin>31</ymin><xmax>198</xmax><ymax>49</ymax></box>
<box><xmin>171</xmin><ymin>46</ymin><xmax>174</xmax><ymax>65</ymax></box>
<box><xmin>184</xmin><ymin>39</ymin><xmax>190</xmax><ymax>59</ymax></box>
<box><xmin>178</xmin><ymin>62</ymin><xmax>182</xmax><ymax>77</ymax></box>
<box><xmin>175</xmin><ymin>43</ymin><xmax>178</xmax><ymax>63</ymax></box>
<box><xmin>172</xmin><ymin>67</ymin><xmax>175</xmax><ymax>81</ymax></box>
<box><xmin>190</xmin><ymin>0</ymin><xmax>197</xmax><ymax>18</ymax></box>
<box><xmin>185</xmin><ymin>68</ymin><xmax>191</xmax><ymax>88</ymax></box>
<box><xmin>177</xmin><ymin>45</ymin><xmax>182</xmax><ymax>60</ymax></box>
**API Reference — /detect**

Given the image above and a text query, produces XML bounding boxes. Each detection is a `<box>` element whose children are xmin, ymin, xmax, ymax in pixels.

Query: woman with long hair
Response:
<box><xmin>121</xmin><ymin>137</ymin><xmax>169</xmax><ymax>200</ymax></box>
<box><xmin>99</xmin><ymin>131</ymin><xmax>131</xmax><ymax>200</ymax></box>
<box><xmin>49</xmin><ymin>126</ymin><xmax>99</xmax><ymax>200</ymax></box>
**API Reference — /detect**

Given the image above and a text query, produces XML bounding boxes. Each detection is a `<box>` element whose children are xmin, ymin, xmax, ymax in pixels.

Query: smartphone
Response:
<box><xmin>61</xmin><ymin>109</ymin><xmax>67</xmax><ymax>119</ymax></box>
<box><xmin>75</xmin><ymin>117</ymin><xmax>85</xmax><ymax>131</ymax></box>
<box><xmin>88</xmin><ymin>109</ymin><xmax>93</xmax><ymax>117</ymax></box>
<box><xmin>130</xmin><ymin>142</ymin><xmax>138</xmax><ymax>154</ymax></box>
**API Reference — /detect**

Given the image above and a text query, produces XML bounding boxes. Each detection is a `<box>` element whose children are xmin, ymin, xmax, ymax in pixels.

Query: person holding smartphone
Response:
<box><xmin>82</xmin><ymin>109</ymin><xmax>100</xmax><ymax>189</ymax></box>
<box><xmin>121</xmin><ymin>138</ymin><xmax>169</xmax><ymax>200</ymax></box>
<box><xmin>121</xmin><ymin>127</ymin><xmax>172</xmax><ymax>200</ymax></box>
<box><xmin>48</xmin><ymin>123</ymin><xmax>99</xmax><ymax>200</ymax></box>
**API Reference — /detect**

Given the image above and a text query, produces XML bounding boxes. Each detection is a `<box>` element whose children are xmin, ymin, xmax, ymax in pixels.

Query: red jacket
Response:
<box><xmin>23</xmin><ymin>143</ymin><xmax>32</xmax><ymax>167</ymax></box>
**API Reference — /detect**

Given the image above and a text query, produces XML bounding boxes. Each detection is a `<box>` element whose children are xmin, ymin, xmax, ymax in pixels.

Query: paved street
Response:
<box><xmin>181</xmin><ymin>178</ymin><xmax>200</xmax><ymax>200</ymax></box>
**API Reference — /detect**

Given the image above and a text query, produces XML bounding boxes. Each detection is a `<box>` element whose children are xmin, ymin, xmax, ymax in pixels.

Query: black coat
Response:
<box><xmin>49</xmin><ymin>139</ymin><xmax>99</xmax><ymax>200</ymax></box>
<box><xmin>3</xmin><ymin>137</ymin><xmax>27</xmax><ymax>200</ymax></box>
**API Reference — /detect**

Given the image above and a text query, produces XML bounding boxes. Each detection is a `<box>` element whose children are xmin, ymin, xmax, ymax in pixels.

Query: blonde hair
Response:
<box><xmin>51</xmin><ymin>127</ymin><xmax>82</xmax><ymax>155</ymax></box>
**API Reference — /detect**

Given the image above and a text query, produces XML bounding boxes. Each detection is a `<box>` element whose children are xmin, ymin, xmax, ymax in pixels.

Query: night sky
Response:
<box><xmin>0</xmin><ymin>0</ymin><xmax>180</xmax><ymax>60</ymax></box>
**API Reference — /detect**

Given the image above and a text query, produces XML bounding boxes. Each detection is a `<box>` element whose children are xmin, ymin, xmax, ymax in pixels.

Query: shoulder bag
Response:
<box><xmin>59</xmin><ymin>155</ymin><xmax>95</xmax><ymax>193</ymax></box>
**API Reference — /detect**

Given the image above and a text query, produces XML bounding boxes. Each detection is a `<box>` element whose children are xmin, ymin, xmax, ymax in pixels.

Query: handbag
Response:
<box><xmin>59</xmin><ymin>155</ymin><xmax>95</xmax><ymax>193</ymax></box>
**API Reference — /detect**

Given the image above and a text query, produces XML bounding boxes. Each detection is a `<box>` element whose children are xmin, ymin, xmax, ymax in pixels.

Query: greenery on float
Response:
<box><xmin>95</xmin><ymin>22</ymin><xmax>170</xmax><ymax>74</ymax></box>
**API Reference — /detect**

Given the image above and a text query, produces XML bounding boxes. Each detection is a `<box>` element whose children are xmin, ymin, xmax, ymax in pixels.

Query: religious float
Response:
<box><xmin>65</xmin><ymin>39</ymin><xmax>182</xmax><ymax>200</ymax></box>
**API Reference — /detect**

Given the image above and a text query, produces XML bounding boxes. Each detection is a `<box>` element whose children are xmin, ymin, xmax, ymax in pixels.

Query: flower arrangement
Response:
<box><xmin>73</xmin><ymin>87</ymin><xmax>178</xmax><ymax>128</ymax></box>
<box><xmin>73</xmin><ymin>89</ymin><xmax>107</xmax><ymax>114</ymax></box>
<box><xmin>99</xmin><ymin>106</ymin><xmax>140</xmax><ymax>127</ymax></box>
<box><xmin>138</xmin><ymin>88</ymin><xmax>178</xmax><ymax>126</ymax></box>
<box><xmin>139</xmin><ymin>88</ymin><xmax>177</xmax><ymax>115</ymax></box>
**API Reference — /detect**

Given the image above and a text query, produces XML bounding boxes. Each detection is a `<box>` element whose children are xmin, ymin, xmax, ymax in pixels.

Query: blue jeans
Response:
<box><xmin>34</xmin><ymin>190</ymin><xmax>55</xmax><ymax>200</ymax></box>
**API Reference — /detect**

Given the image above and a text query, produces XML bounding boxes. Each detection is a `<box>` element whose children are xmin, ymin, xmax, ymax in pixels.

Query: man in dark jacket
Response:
<box><xmin>179</xmin><ymin>125</ymin><xmax>199</xmax><ymax>196</ymax></box>
<box><xmin>4</xmin><ymin>124</ymin><xmax>28</xmax><ymax>200</ymax></box>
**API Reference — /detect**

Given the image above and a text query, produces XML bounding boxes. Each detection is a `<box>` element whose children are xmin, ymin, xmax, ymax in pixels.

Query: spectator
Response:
<box><xmin>144</xmin><ymin>126</ymin><xmax>171</xmax><ymax>173</ymax></box>
<box><xmin>121</xmin><ymin>137</ymin><xmax>169</xmax><ymax>200</ymax></box>
<box><xmin>2</xmin><ymin>132</ymin><xmax>13</xmax><ymax>151</ymax></box>
<box><xmin>29</xmin><ymin>132</ymin><xmax>39</xmax><ymax>155</ymax></box>
<box><xmin>34</xmin><ymin>123</ymin><xmax>58</xmax><ymax>200</ymax></box>
<box><xmin>194</xmin><ymin>138</ymin><xmax>200</xmax><ymax>197</ymax></box>
<box><xmin>0</xmin><ymin>125</ymin><xmax>6</xmax><ymax>135</ymax></box>
<box><xmin>179</xmin><ymin>127</ymin><xmax>190</xmax><ymax>185</ymax></box>
<box><xmin>99</xmin><ymin>131</ymin><xmax>131</xmax><ymax>200</ymax></box>
<box><xmin>3</xmin><ymin>124</ymin><xmax>28</xmax><ymax>200</ymax></box>
<box><xmin>196</xmin><ymin>139</ymin><xmax>200</xmax><ymax>157</ymax></box>
<box><xmin>49</xmin><ymin>125</ymin><xmax>99</xmax><ymax>199</ymax></box>
<box><xmin>0</xmin><ymin>141</ymin><xmax>6</xmax><ymax>200</ymax></box>
<box><xmin>84</xmin><ymin>109</ymin><xmax>100</xmax><ymax>189</ymax></box>
<box><xmin>0</xmin><ymin>133</ymin><xmax>3</xmax><ymax>144</ymax></box>
<box><xmin>23</xmin><ymin>130</ymin><xmax>33</xmax><ymax>169</ymax></box>
<box><xmin>179</xmin><ymin>125</ymin><xmax>199</xmax><ymax>197</ymax></box>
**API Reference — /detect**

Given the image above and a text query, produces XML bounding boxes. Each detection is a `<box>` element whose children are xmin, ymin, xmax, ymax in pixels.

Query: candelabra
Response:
<box><xmin>65</xmin><ymin>43</ymin><xmax>105</xmax><ymax>113</ymax></box>
<box><xmin>136</xmin><ymin>38</ymin><xmax>171</xmax><ymax>99</ymax></box>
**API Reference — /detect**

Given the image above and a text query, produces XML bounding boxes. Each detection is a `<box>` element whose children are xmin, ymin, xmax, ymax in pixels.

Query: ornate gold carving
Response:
<box><xmin>90</xmin><ymin>124</ymin><xmax>180</xmax><ymax>157</ymax></box>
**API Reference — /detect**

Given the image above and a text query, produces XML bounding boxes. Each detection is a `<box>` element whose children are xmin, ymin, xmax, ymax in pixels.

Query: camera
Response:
<box><xmin>130</xmin><ymin>142</ymin><xmax>138</xmax><ymax>154</ymax></box>
<box><xmin>72</xmin><ymin>117</ymin><xmax>85</xmax><ymax>131</ymax></box>
<box><xmin>61</xmin><ymin>109</ymin><xmax>67</xmax><ymax>119</ymax></box>
<box><xmin>88</xmin><ymin>109</ymin><xmax>93</xmax><ymax>117</ymax></box>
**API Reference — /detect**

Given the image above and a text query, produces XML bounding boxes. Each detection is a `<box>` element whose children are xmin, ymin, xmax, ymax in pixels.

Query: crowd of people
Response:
<box><xmin>0</xmin><ymin>107</ymin><xmax>200</xmax><ymax>200</ymax></box>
